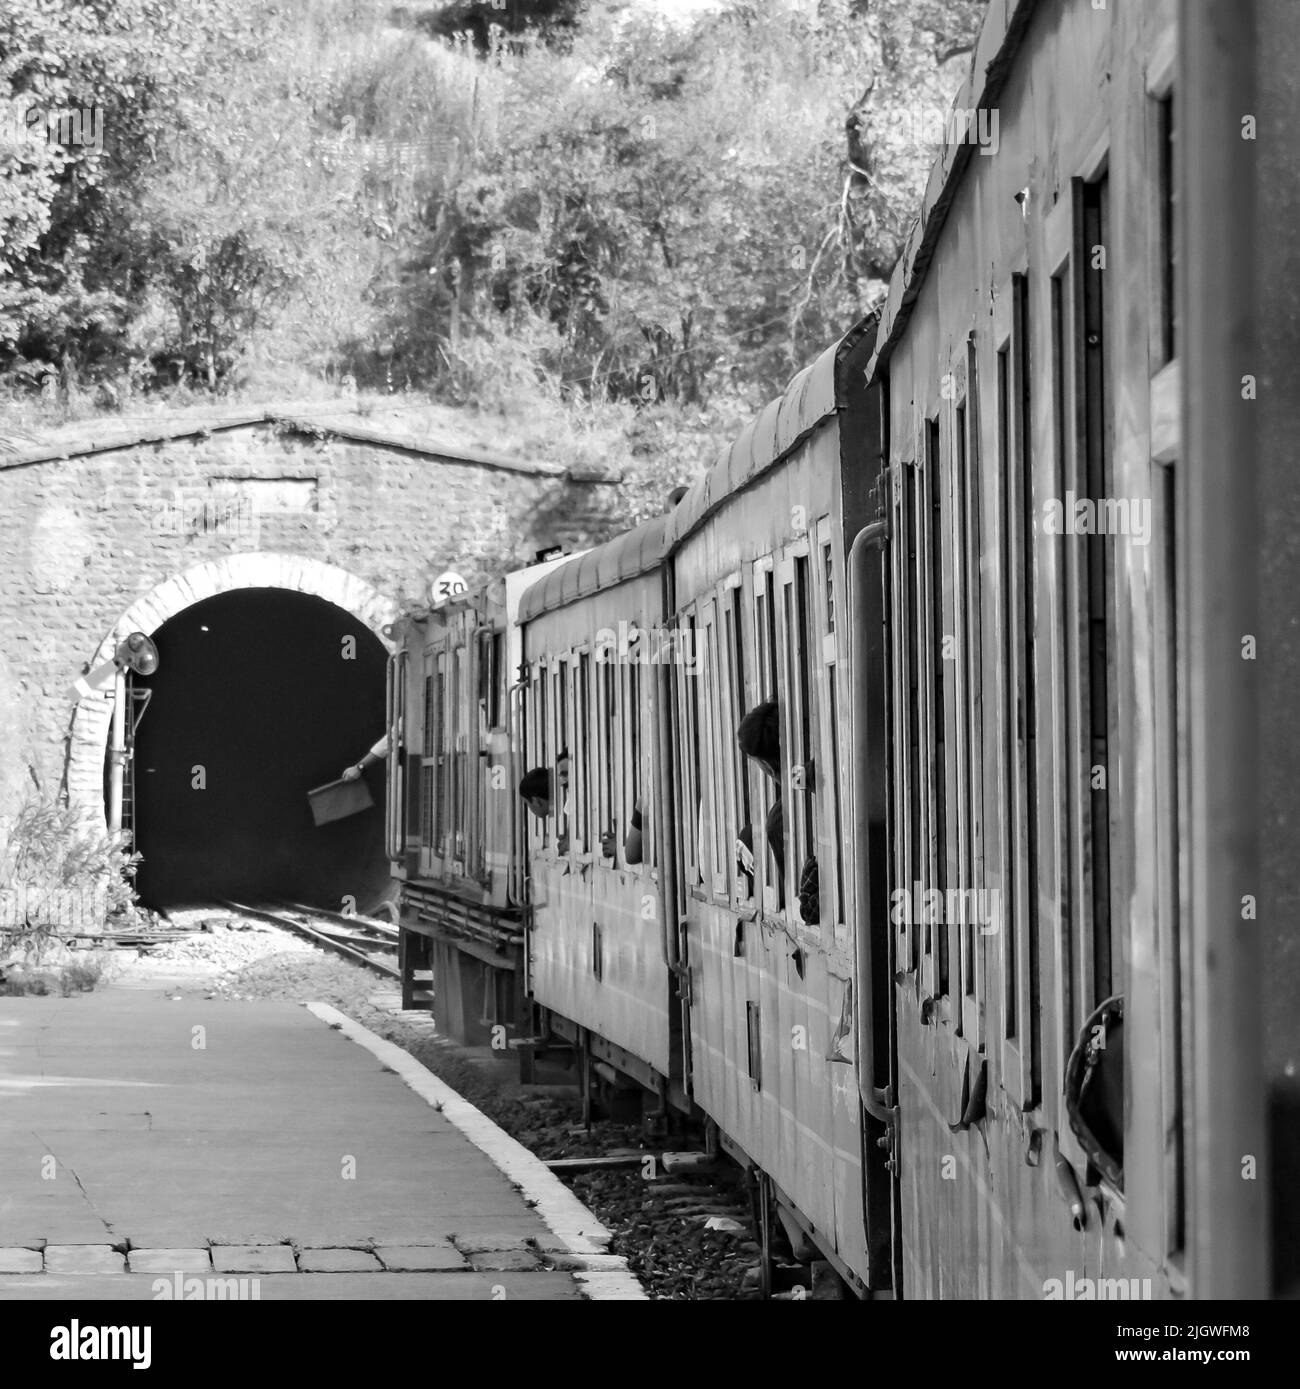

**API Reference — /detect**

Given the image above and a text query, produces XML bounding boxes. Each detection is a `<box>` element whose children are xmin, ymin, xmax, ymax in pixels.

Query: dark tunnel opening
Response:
<box><xmin>116</xmin><ymin>587</ymin><xmax>391</xmax><ymax>913</ymax></box>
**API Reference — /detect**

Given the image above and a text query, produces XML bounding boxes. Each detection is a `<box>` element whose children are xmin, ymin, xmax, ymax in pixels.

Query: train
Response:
<box><xmin>382</xmin><ymin>0</ymin><xmax>1299</xmax><ymax>1298</ymax></box>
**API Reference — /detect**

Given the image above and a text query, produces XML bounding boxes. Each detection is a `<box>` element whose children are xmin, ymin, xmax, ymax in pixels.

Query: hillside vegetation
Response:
<box><xmin>1</xmin><ymin>0</ymin><xmax>983</xmax><ymax>521</ymax></box>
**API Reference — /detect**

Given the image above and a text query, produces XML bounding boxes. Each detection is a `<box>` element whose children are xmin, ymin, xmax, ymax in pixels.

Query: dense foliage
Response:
<box><xmin>1</xmin><ymin>0</ymin><xmax>983</xmax><ymax>501</ymax></box>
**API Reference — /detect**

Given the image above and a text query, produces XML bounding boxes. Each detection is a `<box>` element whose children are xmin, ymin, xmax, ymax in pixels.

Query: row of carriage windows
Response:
<box><xmin>416</xmin><ymin>630</ymin><xmax>504</xmax><ymax>869</ymax></box>
<box><xmin>526</xmin><ymin>647</ymin><xmax>645</xmax><ymax>865</ymax></box>
<box><xmin>894</xmin><ymin>92</ymin><xmax>1182</xmax><ymax>1247</ymax></box>
<box><xmin>521</xmin><ymin>539</ymin><xmax>851</xmax><ymax>939</ymax></box>
<box><xmin>895</xmin><ymin>180</ymin><xmax>1119</xmax><ymax>1112</ymax></box>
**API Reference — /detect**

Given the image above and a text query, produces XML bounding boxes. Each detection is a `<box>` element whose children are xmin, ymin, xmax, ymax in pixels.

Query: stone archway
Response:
<box><xmin>66</xmin><ymin>553</ymin><xmax>397</xmax><ymax>824</ymax></box>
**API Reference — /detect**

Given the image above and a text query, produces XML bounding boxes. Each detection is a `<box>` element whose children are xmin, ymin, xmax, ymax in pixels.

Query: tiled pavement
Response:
<box><xmin>0</xmin><ymin>991</ymin><xmax>634</xmax><ymax>1300</ymax></box>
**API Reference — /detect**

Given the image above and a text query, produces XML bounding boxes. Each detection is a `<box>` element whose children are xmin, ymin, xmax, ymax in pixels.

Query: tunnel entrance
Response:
<box><xmin>119</xmin><ymin>587</ymin><xmax>390</xmax><ymax>913</ymax></box>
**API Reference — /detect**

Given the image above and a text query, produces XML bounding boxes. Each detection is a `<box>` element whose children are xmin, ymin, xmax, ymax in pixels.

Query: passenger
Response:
<box><xmin>555</xmin><ymin>748</ymin><xmax>571</xmax><ymax>853</ymax></box>
<box><xmin>737</xmin><ymin>702</ymin><xmax>786</xmax><ymax>900</ymax></box>
<box><xmin>1066</xmin><ymin>996</ymin><xmax>1125</xmax><ymax>1188</ymax></box>
<box><xmin>518</xmin><ymin>766</ymin><xmax>551</xmax><ymax>818</ymax></box>
<box><xmin>736</xmin><ymin>701</ymin><xmax>780</xmax><ymax>781</ymax></box>
<box><xmin>765</xmin><ymin>796</ymin><xmax>786</xmax><ymax>898</ymax></box>
<box><xmin>798</xmin><ymin>854</ymin><xmax>820</xmax><ymax>925</ymax></box>
<box><xmin>737</xmin><ymin>700</ymin><xmax>820</xmax><ymax>919</ymax></box>
<box><xmin>735</xmin><ymin>822</ymin><xmax>755</xmax><ymax>894</ymax></box>
<box><xmin>624</xmin><ymin>795</ymin><xmax>647</xmax><ymax>865</ymax></box>
<box><xmin>342</xmin><ymin>734</ymin><xmax>387</xmax><ymax>781</ymax></box>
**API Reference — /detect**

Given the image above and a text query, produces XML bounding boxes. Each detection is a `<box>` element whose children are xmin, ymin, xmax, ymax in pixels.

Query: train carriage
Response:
<box><xmin>661</xmin><ymin>320</ymin><xmax>892</xmax><ymax>1293</ymax></box>
<box><xmin>865</xmin><ymin>0</ymin><xmax>1288</xmax><ymax>1299</ymax></box>
<box><xmin>516</xmin><ymin>517</ymin><xmax>684</xmax><ymax>1106</ymax></box>
<box><xmin>387</xmin><ymin>555</ymin><xmax>570</xmax><ymax>1056</ymax></box>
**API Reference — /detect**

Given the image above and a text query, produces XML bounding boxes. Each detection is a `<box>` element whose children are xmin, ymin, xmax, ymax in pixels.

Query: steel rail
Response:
<box><xmin>218</xmin><ymin>900</ymin><xmax>400</xmax><ymax>978</ymax></box>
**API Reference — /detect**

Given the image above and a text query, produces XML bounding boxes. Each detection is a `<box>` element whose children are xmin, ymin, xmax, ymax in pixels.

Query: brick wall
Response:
<box><xmin>0</xmin><ymin>416</ymin><xmax>618</xmax><ymax>829</ymax></box>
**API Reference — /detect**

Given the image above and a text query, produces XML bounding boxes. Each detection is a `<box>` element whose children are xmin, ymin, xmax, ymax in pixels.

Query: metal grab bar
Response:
<box><xmin>848</xmin><ymin>520</ymin><xmax>896</xmax><ymax>1125</ymax></box>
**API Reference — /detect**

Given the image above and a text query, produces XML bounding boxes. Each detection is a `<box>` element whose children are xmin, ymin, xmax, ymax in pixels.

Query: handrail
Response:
<box><xmin>848</xmin><ymin>520</ymin><xmax>896</xmax><ymax>1125</ymax></box>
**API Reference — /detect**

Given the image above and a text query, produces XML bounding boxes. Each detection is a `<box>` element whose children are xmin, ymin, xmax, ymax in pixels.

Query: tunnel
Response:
<box><xmin>116</xmin><ymin>587</ymin><xmax>391</xmax><ymax>913</ymax></box>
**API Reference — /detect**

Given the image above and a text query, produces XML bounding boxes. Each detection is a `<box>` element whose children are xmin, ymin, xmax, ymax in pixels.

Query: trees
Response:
<box><xmin>1</xmin><ymin>0</ymin><xmax>367</xmax><ymax>393</ymax></box>
<box><xmin>2</xmin><ymin>0</ymin><xmax>980</xmax><ymax>426</ymax></box>
<box><xmin>382</xmin><ymin>1</ymin><xmax>983</xmax><ymax>417</ymax></box>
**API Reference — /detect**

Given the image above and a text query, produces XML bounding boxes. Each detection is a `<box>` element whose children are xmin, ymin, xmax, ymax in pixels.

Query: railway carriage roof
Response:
<box><xmin>662</xmin><ymin>328</ymin><xmax>853</xmax><ymax>552</ymax></box>
<box><xmin>518</xmin><ymin>313</ymin><xmax>876</xmax><ymax>625</ymax></box>
<box><xmin>518</xmin><ymin>513</ymin><xmax>669</xmax><ymax>623</ymax></box>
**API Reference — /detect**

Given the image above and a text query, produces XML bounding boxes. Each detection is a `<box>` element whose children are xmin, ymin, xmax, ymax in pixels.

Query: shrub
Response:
<box><xmin>0</xmin><ymin>795</ymin><xmax>144</xmax><ymax>962</ymax></box>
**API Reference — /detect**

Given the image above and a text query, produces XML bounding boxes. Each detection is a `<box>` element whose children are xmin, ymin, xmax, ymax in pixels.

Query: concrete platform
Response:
<box><xmin>0</xmin><ymin>992</ymin><xmax>610</xmax><ymax>1300</ymax></box>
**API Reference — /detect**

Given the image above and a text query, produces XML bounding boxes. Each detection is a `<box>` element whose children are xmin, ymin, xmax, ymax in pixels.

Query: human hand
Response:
<box><xmin>342</xmin><ymin>764</ymin><xmax>361</xmax><ymax>782</ymax></box>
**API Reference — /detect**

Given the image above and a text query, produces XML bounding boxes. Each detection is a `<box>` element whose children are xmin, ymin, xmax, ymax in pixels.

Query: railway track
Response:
<box><xmin>217</xmin><ymin>899</ymin><xmax>400</xmax><ymax>978</ymax></box>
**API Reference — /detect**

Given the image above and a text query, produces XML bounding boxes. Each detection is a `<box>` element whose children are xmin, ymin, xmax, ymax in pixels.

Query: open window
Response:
<box><xmin>721</xmin><ymin>578</ymin><xmax>753</xmax><ymax>908</ymax></box>
<box><xmin>700</xmin><ymin>597</ymin><xmax>728</xmax><ymax>898</ymax></box>
<box><xmin>815</xmin><ymin>522</ymin><xmax>847</xmax><ymax>937</ymax></box>
<box><xmin>751</xmin><ymin>559</ymin><xmax>779</xmax><ymax>912</ymax></box>
<box><xmin>675</xmin><ymin>607</ymin><xmax>704</xmax><ymax>890</ymax></box>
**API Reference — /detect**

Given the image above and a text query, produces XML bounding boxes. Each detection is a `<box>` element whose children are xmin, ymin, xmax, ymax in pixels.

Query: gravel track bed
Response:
<box><xmin>122</xmin><ymin>910</ymin><xmax>762</xmax><ymax>1299</ymax></box>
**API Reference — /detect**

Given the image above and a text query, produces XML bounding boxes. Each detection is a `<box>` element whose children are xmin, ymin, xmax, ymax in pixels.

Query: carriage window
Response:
<box><xmin>601</xmin><ymin>658</ymin><xmax>617</xmax><ymax>846</ymax></box>
<box><xmin>681</xmin><ymin>613</ymin><xmax>703</xmax><ymax>886</ymax></box>
<box><xmin>1156</xmin><ymin>93</ymin><xmax>1176</xmax><ymax>366</ymax></box>
<box><xmin>954</xmin><ymin>400</ymin><xmax>973</xmax><ymax>1002</ymax></box>
<box><xmin>451</xmin><ymin>647</ymin><xmax>466</xmax><ymax>866</ymax></box>
<box><xmin>1051</xmin><ymin>264</ymin><xmax>1077</xmax><ymax>1053</ymax></box>
<box><xmin>961</xmin><ymin>343</ymin><xmax>985</xmax><ymax>1022</ymax></box>
<box><xmin>489</xmin><ymin>632</ymin><xmax>504</xmax><ymax>729</ymax></box>
<box><xmin>704</xmin><ymin>603</ymin><xmax>728</xmax><ymax>894</ymax></box>
<box><xmin>820</xmin><ymin>540</ymin><xmax>846</xmax><ymax>927</ymax></box>
<box><xmin>576</xmin><ymin>653</ymin><xmax>592</xmax><ymax>853</ymax></box>
<box><xmin>1154</xmin><ymin>458</ymin><xmax>1185</xmax><ymax>1252</ymax></box>
<box><xmin>725</xmin><ymin>588</ymin><xmax>752</xmax><ymax>903</ymax></box>
<box><xmin>783</xmin><ymin>558</ymin><xmax>816</xmax><ymax>911</ymax></box>
<box><xmin>755</xmin><ymin>586</ymin><xmax>770</xmax><ymax>703</ymax></box>
<box><xmin>421</xmin><ymin>668</ymin><xmax>438</xmax><ymax>856</ymax></box>
<box><xmin>751</xmin><ymin>570</ymin><xmax>776</xmax><ymax>903</ymax></box>
<box><xmin>1078</xmin><ymin>173</ymin><xmax>1116</xmax><ymax>1008</ymax></box>
<box><xmin>824</xmin><ymin>545</ymin><xmax>835</xmax><ymax>633</ymax></box>
<box><xmin>402</xmin><ymin>652</ymin><xmax>421</xmax><ymax>851</ymax></box>
<box><xmin>927</xmin><ymin>418</ymin><xmax>950</xmax><ymax>995</ymax></box>
<box><xmin>627</xmin><ymin>661</ymin><xmax>642</xmax><ymax>863</ymax></box>
<box><xmin>756</xmin><ymin>569</ymin><xmax>778</xmax><ymax>700</ymax></box>
<box><xmin>555</xmin><ymin>661</ymin><xmax>568</xmax><ymax>850</ymax></box>
<box><xmin>473</xmin><ymin>638</ymin><xmax>488</xmax><ymax>869</ymax></box>
<box><xmin>1014</xmin><ymin>273</ymin><xmax>1043</xmax><ymax>1103</ymax></box>
<box><xmin>949</xmin><ymin>391</ymin><xmax>977</xmax><ymax>1011</ymax></box>
<box><xmin>998</xmin><ymin>343</ymin><xmax>1016</xmax><ymax>1037</ymax></box>
<box><xmin>533</xmin><ymin>666</ymin><xmax>549</xmax><ymax>848</ymax></box>
<box><xmin>794</xmin><ymin>557</ymin><xmax>815</xmax><ymax>869</ymax></box>
<box><xmin>904</xmin><ymin>465</ymin><xmax>923</xmax><ymax>975</ymax></box>
<box><xmin>435</xmin><ymin>656</ymin><xmax>449</xmax><ymax>858</ymax></box>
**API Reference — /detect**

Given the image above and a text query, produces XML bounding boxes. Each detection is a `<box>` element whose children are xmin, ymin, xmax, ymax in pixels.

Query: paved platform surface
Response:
<box><xmin>0</xmin><ymin>992</ymin><xmax>585</xmax><ymax>1300</ymax></box>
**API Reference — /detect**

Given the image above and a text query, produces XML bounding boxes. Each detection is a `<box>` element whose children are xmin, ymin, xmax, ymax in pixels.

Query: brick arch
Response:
<box><xmin>66</xmin><ymin>553</ymin><xmax>397</xmax><ymax>823</ymax></box>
